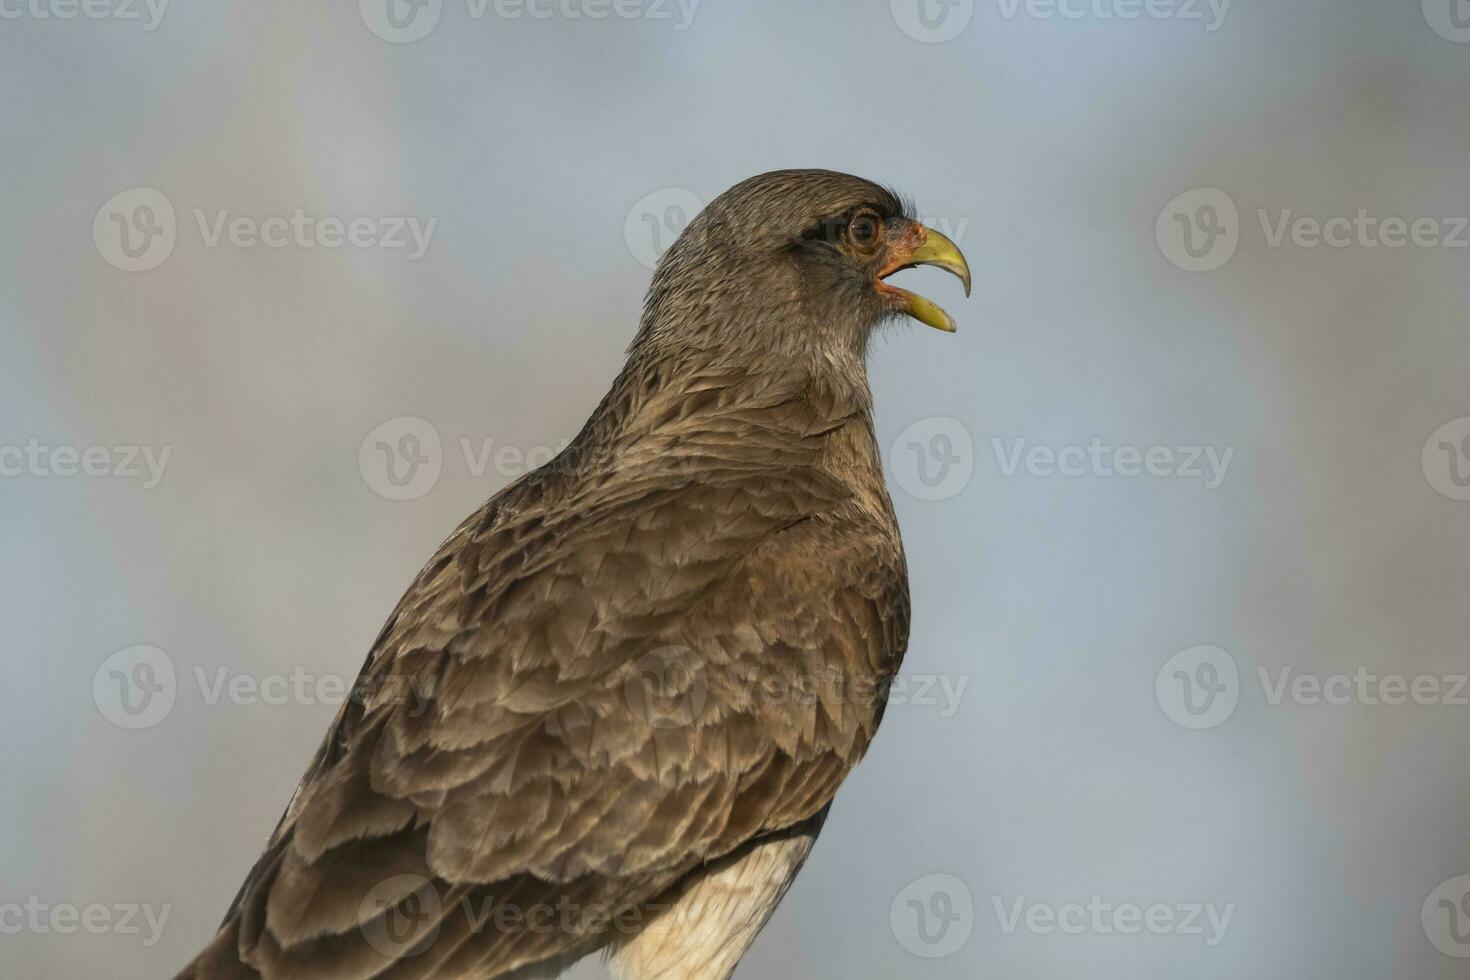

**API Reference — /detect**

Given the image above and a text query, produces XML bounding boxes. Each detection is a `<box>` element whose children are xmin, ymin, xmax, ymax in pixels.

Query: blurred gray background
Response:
<box><xmin>3</xmin><ymin>0</ymin><xmax>1469</xmax><ymax>977</ymax></box>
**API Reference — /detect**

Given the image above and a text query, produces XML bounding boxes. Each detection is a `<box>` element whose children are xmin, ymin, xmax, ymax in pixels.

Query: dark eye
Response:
<box><xmin>848</xmin><ymin>211</ymin><xmax>883</xmax><ymax>249</ymax></box>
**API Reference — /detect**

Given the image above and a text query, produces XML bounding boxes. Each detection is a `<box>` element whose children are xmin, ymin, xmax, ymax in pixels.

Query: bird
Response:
<box><xmin>173</xmin><ymin>169</ymin><xmax>971</xmax><ymax>980</ymax></box>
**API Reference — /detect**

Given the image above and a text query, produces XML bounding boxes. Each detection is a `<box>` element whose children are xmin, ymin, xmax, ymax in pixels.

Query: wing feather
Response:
<box><xmin>178</xmin><ymin>370</ymin><xmax>910</xmax><ymax>980</ymax></box>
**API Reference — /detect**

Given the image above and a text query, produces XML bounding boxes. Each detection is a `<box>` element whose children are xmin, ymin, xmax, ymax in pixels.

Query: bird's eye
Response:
<box><xmin>848</xmin><ymin>212</ymin><xmax>883</xmax><ymax>249</ymax></box>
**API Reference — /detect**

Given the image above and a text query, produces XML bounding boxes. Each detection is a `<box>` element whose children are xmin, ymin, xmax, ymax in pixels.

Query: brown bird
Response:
<box><xmin>175</xmin><ymin>169</ymin><xmax>971</xmax><ymax>980</ymax></box>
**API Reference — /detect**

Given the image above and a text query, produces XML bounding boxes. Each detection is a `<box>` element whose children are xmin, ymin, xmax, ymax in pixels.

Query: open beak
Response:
<box><xmin>876</xmin><ymin>224</ymin><xmax>972</xmax><ymax>333</ymax></box>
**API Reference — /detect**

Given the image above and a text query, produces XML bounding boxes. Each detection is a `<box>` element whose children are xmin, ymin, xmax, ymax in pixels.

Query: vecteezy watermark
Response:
<box><xmin>992</xmin><ymin>437</ymin><xmax>1233</xmax><ymax>488</ymax></box>
<box><xmin>1424</xmin><ymin>875</ymin><xmax>1470</xmax><ymax>958</ymax></box>
<box><xmin>1155</xmin><ymin>645</ymin><xmax>1240</xmax><ymax>730</ymax></box>
<box><xmin>1256</xmin><ymin>209</ymin><xmax>1469</xmax><ymax>251</ymax></box>
<box><xmin>891</xmin><ymin>0</ymin><xmax>976</xmax><ymax>43</ymax></box>
<box><xmin>93</xmin><ymin>187</ymin><xmax>176</xmax><ymax>272</ymax></box>
<box><xmin>1258</xmin><ymin>667</ymin><xmax>1470</xmax><ymax>708</ymax></box>
<box><xmin>0</xmin><ymin>897</ymin><xmax>171</xmax><ymax>946</ymax></box>
<box><xmin>358</xmin><ymin>416</ymin><xmax>577</xmax><ymax>501</ymax></box>
<box><xmin>992</xmin><ymin>896</ymin><xmax>1234</xmax><ymax>947</ymax></box>
<box><xmin>93</xmin><ymin>645</ymin><xmax>177</xmax><ymax>730</ymax></box>
<box><xmin>93</xmin><ymin>188</ymin><xmax>437</xmax><ymax>271</ymax></box>
<box><xmin>359</xmin><ymin>0</ymin><xmax>700</xmax><ymax>43</ymax></box>
<box><xmin>891</xmin><ymin>874</ymin><xmax>974</xmax><ymax>958</ymax></box>
<box><xmin>1156</xmin><ymin>645</ymin><xmax>1470</xmax><ymax>730</ymax></box>
<box><xmin>624</xmin><ymin>187</ymin><xmax>704</xmax><ymax>270</ymax></box>
<box><xmin>1155</xmin><ymin>188</ymin><xmax>1240</xmax><ymax>272</ymax></box>
<box><xmin>1423</xmin><ymin>0</ymin><xmax>1470</xmax><ymax>43</ymax></box>
<box><xmin>913</xmin><ymin>214</ymin><xmax>974</xmax><ymax>247</ymax></box>
<box><xmin>622</xmin><ymin>647</ymin><xmax>971</xmax><ymax>733</ymax></box>
<box><xmin>0</xmin><ymin>0</ymin><xmax>168</xmax><ymax>30</ymax></box>
<box><xmin>93</xmin><ymin>646</ymin><xmax>445</xmax><ymax>730</ymax></box>
<box><xmin>360</xmin><ymin>875</ymin><xmax>442</xmax><ymax>957</ymax></box>
<box><xmin>1158</xmin><ymin>187</ymin><xmax>1469</xmax><ymax>272</ymax></box>
<box><xmin>623</xmin><ymin>646</ymin><xmax>709</xmax><ymax>730</ymax></box>
<box><xmin>191</xmin><ymin>666</ymin><xmax>439</xmax><ymax>711</ymax></box>
<box><xmin>1423</xmin><ymin>417</ymin><xmax>1470</xmax><ymax>501</ymax></box>
<box><xmin>469</xmin><ymin>0</ymin><xmax>700</xmax><ymax>29</ymax></box>
<box><xmin>192</xmin><ymin>209</ymin><xmax>437</xmax><ymax>259</ymax></box>
<box><xmin>359</xmin><ymin>416</ymin><xmax>444</xmax><ymax>501</ymax></box>
<box><xmin>0</xmin><ymin>439</ymin><xmax>170</xmax><ymax>488</ymax></box>
<box><xmin>359</xmin><ymin>0</ymin><xmax>443</xmax><ymax>42</ymax></box>
<box><xmin>995</xmin><ymin>0</ymin><xmax>1230</xmax><ymax>31</ymax></box>
<box><xmin>894</xmin><ymin>0</ymin><xmax>1228</xmax><ymax>41</ymax></box>
<box><xmin>358</xmin><ymin>874</ymin><xmax>669</xmax><ymax>958</ymax></box>
<box><xmin>889</xmin><ymin>673</ymin><xmax>970</xmax><ymax>718</ymax></box>
<box><xmin>888</xmin><ymin>417</ymin><xmax>975</xmax><ymax>502</ymax></box>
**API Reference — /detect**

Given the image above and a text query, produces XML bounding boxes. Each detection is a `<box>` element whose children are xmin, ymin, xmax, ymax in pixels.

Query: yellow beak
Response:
<box><xmin>877</xmin><ymin>225</ymin><xmax>973</xmax><ymax>333</ymax></box>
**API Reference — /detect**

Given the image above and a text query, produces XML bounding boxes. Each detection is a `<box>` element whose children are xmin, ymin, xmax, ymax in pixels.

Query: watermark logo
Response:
<box><xmin>993</xmin><ymin>895</ymin><xmax>1233</xmax><ymax>946</ymax></box>
<box><xmin>192</xmin><ymin>209</ymin><xmax>437</xmax><ymax>258</ymax></box>
<box><xmin>96</xmin><ymin>658</ymin><xmax>437</xmax><ymax>725</ymax></box>
<box><xmin>360</xmin><ymin>874</ymin><xmax>442</xmax><ymax>957</ymax></box>
<box><xmin>1155</xmin><ymin>645</ymin><xmax>1239</xmax><ymax>730</ymax></box>
<box><xmin>889</xmin><ymin>417</ymin><xmax>974</xmax><ymax>501</ymax></box>
<box><xmin>891</xmin><ymin>873</ymin><xmax>974</xmax><ymax>958</ymax></box>
<box><xmin>0</xmin><ymin>0</ymin><xmax>169</xmax><ymax>30</ymax></box>
<box><xmin>359</xmin><ymin>422</ymin><xmax>582</xmax><ymax>500</ymax></box>
<box><xmin>623</xmin><ymin>646</ymin><xmax>708</xmax><ymax>730</ymax></box>
<box><xmin>357</xmin><ymin>876</ymin><xmax>667</xmax><ymax>953</ymax></box>
<box><xmin>1423</xmin><ymin>417</ymin><xmax>1470</xmax><ymax>501</ymax></box>
<box><xmin>362</xmin><ymin>0</ymin><xmax>699</xmax><ymax>41</ymax></box>
<box><xmin>995</xmin><ymin>0</ymin><xmax>1230</xmax><ymax>31</ymax></box>
<box><xmin>471</xmin><ymin>0</ymin><xmax>700</xmax><ymax>29</ymax></box>
<box><xmin>1256</xmin><ymin>209</ymin><xmax>1468</xmax><ymax>251</ymax></box>
<box><xmin>0</xmin><ymin>897</ymin><xmax>171</xmax><ymax>946</ymax></box>
<box><xmin>625</xmin><ymin>187</ymin><xmax>703</xmax><ymax>270</ymax></box>
<box><xmin>1157</xmin><ymin>188</ymin><xmax>1239</xmax><ymax>272</ymax></box>
<box><xmin>1258</xmin><ymin>667</ymin><xmax>1469</xmax><ymax>707</ymax></box>
<box><xmin>93</xmin><ymin>645</ymin><xmax>176</xmax><ymax>730</ymax></box>
<box><xmin>1160</xmin><ymin>188</ymin><xmax>1469</xmax><ymax>272</ymax></box>
<box><xmin>1423</xmin><ymin>0</ymin><xmax>1470</xmax><ymax>43</ymax></box>
<box><xmin>93</xmin><ymin>188</ymin><xmax>176</xmax><ymax>272</ymax></box>
<box><xmin>1424</xmin><ymin>875</ymin><xmax>1470</xmax><ymax>957</ymax></box>
<box><xmin>918</xmin><ymin>215</ymin><xmax>973</xmax><ymax>247</ymax></box>
<box><xmin>891</xmin><ymin>0</ymin><xmax>975</xmax><ymax>43</ymax></box>
<box><xmin>359</xmin><ymin>417</ymin><xmax>443</xmax><ymax>501</ymax></box>
<box><xmin>992</xmin><ymin>437</ymin><xmax>1232</xmax><ymax>488</ymax></box>
<box><xmin>1161</xmin><ymin>651</ymin><xmax>1470</xmax><ymax>725</ymax></box>
<box><xmin>0</xmin><ymin>440</ymin><xmax>171</xmax><ymax>487</ymax></box>
<box><xmin>95</xmin><ymin>188</ymin><xmax>437</xmax><ymax>270</ymax></box>
<box><xmin>360</xmin><ymin>0</ymin><xmax>442</xmax><ymax>42</ymax></box>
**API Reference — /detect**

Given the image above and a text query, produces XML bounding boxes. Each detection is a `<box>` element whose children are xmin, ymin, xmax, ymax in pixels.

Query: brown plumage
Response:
<box><xmin>174</xmin><ymin>170</ymin><xmax>970</xmax><ymax>980</ymax></box>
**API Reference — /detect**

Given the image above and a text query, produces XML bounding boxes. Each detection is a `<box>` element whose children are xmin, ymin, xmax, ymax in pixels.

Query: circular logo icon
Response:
<box><xmin>891</xmin><ymin>0</ymin><xmax>975</xmax><ymax>43</ymax></box>
<box><xmin>623</xmin><ymin>646</ymin><xmax>708</xmax><ymax>730</ymax></box>
<box><xmin>359</xmin><ymin>874</ymin><xmax>442</xmax><ymax>957</ymax></box>
<box><xmin>359</xmin><ymin>416</ymin><xmax>442</xmax><ymax>501</ymax></box>
<box><xmin>93</xmin><ymin>188</ymin><xmax>176</xmax><ymax>272</ymax></box>
<box><xmin>888</xmin><ymin>417</ymin><xmax>974</xmax><ymax>501</ymax></box>
<box><xmin>890</xmin><ymin>873</ymin><xmax>974</xmax><ymax>958</ymax></box>
<box><xmin>359</xmin><ymin>0</ymin><xmax>442</xmax><ymax>43</ymax></box>
<box><xmin>1156</xmin><ymin>188</ymin><xmax>1239</xmax><ymax>272</ymax></box>
<box><xmin>624</xmin><ymin>188</ymin><xmax>703</xmax><ymax>270</ymax></box>
<box><xmin>93</xmin><ymin>645</ymin><xmax>176</xmax><ymax>730</ymax></box>
<box><xmin>1422</xmin><ymin>417</ymin><xmax>1470</xmax><ymax>501</ymax></box>
<box><xmin>1155</xmin><ymin>645</ymin><xmax>1239</xmax><ymax>730</ymax></box>
<box><xmin>1424</xmin><ymin>0</ymin><xmax>1470</xmax><ymax>43</ymax></box>
<box><xmin>1424</xmin><ymin>875</ymin><xmax>1470</xmax><ymax>957</ymax></box>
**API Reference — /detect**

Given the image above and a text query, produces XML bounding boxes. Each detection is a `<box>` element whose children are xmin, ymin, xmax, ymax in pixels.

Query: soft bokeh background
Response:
<box><xmin>3</xmin><ymin>1</ymin><xmax>1469</xmax><ymax>976</ymax></box>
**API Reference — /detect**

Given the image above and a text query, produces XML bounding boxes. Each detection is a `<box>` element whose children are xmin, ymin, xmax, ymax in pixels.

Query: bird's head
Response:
<box><xmin>635</xmin><ymin>170</ymin><xmax>971</xmax><ymax>380</ymax></box>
